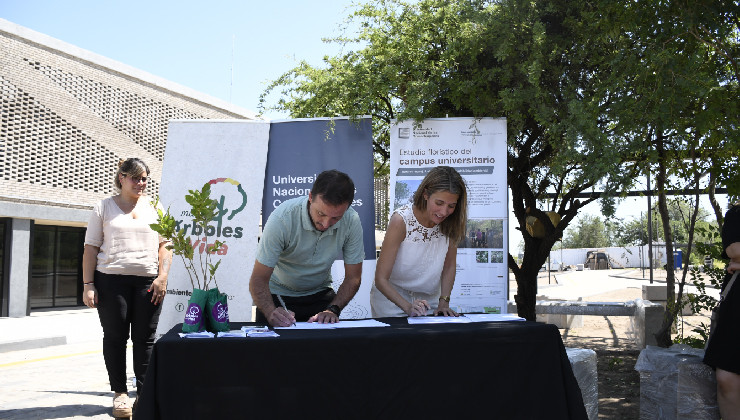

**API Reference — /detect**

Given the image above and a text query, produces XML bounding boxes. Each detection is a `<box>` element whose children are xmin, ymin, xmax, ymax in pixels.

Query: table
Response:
<box><xmin>136</xmin><ymin>319</ymin><xmax>587</xmax><ymax>419</ymax></box>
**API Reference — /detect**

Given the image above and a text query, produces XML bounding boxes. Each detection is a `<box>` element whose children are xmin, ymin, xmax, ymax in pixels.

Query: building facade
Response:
<box><xmin>0</xmin><ymin>19</ymin><xmax>258</xmax><ymax>317</ymax></box>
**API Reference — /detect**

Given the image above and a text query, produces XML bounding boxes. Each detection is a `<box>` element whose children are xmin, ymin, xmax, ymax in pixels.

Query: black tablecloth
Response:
<box><xmin>136</xmin><ymin>319</ymin><xmax>587</xmax><ymax>419</ymax></box>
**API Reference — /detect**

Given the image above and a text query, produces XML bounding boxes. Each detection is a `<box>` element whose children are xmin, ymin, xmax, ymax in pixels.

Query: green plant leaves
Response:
<box><xmin>149</xmin><ymin>183</ymin><xmax>225</xmax><ymax>290</ymax></box>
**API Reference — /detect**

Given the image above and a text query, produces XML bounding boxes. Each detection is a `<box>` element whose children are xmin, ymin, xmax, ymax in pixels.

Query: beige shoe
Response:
<box><xmin>112</xmin><ymin>392</ymin><xmax>132</xmax><ymax>418</ymax></box>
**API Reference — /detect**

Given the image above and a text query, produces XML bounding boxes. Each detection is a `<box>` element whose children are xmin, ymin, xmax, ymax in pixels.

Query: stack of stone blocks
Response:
<box><xmin>635</xmin><ymin>344</ymin><xmax>719</xmax><ymax>419</ymax></box>
<box><xmin>566</xmin><ymin>347</ymin><xmax>598</xmax><ymax>420</ymax></box>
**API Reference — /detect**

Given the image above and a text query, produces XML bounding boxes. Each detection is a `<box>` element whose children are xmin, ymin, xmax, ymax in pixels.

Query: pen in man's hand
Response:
<box><xmin>276</xmin><ymin>295</ymin><xmax>296</xmax><ymax>327</ymax></box>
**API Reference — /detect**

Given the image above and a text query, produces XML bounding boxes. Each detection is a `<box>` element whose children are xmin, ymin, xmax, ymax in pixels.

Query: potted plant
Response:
<box><xmin>150</xmin><ymin>183</ymin><xmax>229</xmax><ymax>333</ymax></box>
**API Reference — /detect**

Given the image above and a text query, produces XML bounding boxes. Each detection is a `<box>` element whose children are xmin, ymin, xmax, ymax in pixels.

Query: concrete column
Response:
<box><xmin>642</xmin><ymin>284</ymin><xmax>667</xmax><ymax>306</ymax></box>
<box><xmin>8</xmin><ymin>218</ymin><xmax>31</xmax><ymax>317</ymax></box>
<box><xmin>566</xmin><ymin>347</ymin><xmax>598</xmax><ymax>420</ymax></box>
<box><xmin>634</xmin><ymin>299</ymin><xmax>665</xmax><ymax>348</ymax></box>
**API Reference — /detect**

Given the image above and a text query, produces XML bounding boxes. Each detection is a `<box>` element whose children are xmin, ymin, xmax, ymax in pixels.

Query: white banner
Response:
<box><xmin>390</xmin><ymin>118</ymin><xmax>509</xmax><ymax>313</ymax></box>
<box><xmin>156</xmin><ymin>120</ymin><xmax>270</xmax><ymax>336</ymax></box>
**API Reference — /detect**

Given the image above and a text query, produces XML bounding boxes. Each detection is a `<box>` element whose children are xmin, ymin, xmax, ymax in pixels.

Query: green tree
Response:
<box><xmin>683</xmin><ymin>224</ymin><xmax>726</xmax><ymax>347</ymax></box>
<box><xmin>562</xmin><ymin>215</ymin><xmax>609</xmax><ymax>249</ymax></box>
<box><xmin>260</xmin><ymin>0</ymin><xmax>737</xmax><ymax>323</ymax></box>
<box><xmin>615</xmin><ymin>200</ymin><xmax>714</xmax><ymax>247</ymax></box>
<box><xmin>677</xmin><ymin>1</ymin><xmax>740</xmax><ymax>201</ymax></box>
<box><xmin>595</xmin><ymin>0</ymin><xmax>739</xmax><ymax>345</ymax></box>
<box><xmin>394</xmin><ymin>181</ymin><xmax>412</xmax><ymax>209</ymax></box>
<box><xmin>262</xmin><ymin>0</ymin><xmax>649</xmax><ymax>320</ymax></box>
<box><xmin>614</xmin><ymin>218</ymin><xmax>646</xmax><ymax>247</ymax></box>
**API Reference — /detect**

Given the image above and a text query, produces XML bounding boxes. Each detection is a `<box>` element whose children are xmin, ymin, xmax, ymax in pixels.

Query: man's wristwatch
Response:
<box><xmin>326</xmin><ymin>304</ymin><xmax>341</xmax><ymax>316</ymax></box>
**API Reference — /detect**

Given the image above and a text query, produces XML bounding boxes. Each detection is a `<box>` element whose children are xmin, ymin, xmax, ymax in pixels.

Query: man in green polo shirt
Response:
<box><xmin>249</xmin><ymin>170</ymin><xmax>365</xmax><ymax>327</ymax></box>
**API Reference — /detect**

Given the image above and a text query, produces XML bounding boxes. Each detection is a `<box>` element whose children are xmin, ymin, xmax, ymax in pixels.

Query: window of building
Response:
<box><xmin>30</xmin><ymin>226</ymin><xmax>85</xmax><ymax>308</ymax></box>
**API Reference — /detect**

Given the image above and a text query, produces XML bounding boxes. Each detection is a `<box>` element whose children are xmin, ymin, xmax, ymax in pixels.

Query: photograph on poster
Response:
<box><xmin>475</xmin><ymin>251</ymin><xmax>489</xmax><ymax>263</ymax></box>
<box><xmin>393</xmin><ymin>179</ymin><xmax>422</xmax><ymax>210</ymax></box>
<box><xmin>491</xmin><ymin>250</ymin><xmax>504</xmax><ymax>264</ymax></box>
<box><xmin>460</xmin><ymin>219</ymin><xmax>504</xmax><ymax>249</ymax></box>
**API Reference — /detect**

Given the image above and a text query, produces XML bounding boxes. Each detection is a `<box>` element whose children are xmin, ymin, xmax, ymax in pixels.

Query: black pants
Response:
<box><xmin>94</xmin><ymin>271</ymin><xmax>161</xmax><ymax>394</ymax></box>
<box><xmin>255</xmin><ymin>288</ymin><xmax>336</xmax><ymax>324</ymax></box>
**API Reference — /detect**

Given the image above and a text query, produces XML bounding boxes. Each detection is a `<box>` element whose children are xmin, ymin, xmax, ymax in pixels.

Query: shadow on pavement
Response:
<box><xmin>37</xmin><ymin>390</ymin><xmax>110</xmax><ymax>397</ymax></box>
<box><xmin>0</xmin><ymin>404</ymin><xmax>109</xmax><ymax>419</ymax></box>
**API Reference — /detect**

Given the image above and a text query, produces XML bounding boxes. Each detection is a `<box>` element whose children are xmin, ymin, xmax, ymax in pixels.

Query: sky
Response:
<box><xmin>1</xmin><ymin>0</ymin><xmax>359</xmax><ymax>120</ymax></box>
<box><xmin>2</xmin><ymin>0</ymin><xmax>729</xmax><ymax>248</ymax></box>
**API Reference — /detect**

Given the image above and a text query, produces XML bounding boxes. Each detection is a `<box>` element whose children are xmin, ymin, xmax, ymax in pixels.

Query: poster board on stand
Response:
<box><xmin>390</xmin><ymin>118</ymin><xmax>508</xmax><ymax>313</ymax></box>
<box><xmin>156</xmin><ymin>120</ymin><xmax>270</xmax><ymax>336</ymax></box>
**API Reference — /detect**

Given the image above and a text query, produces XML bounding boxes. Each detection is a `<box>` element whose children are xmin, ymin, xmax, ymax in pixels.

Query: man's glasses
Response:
<box><xmin>126</xmin><ymin>174</ymin><xmax>149</xmax><ymax>184</ymax></box>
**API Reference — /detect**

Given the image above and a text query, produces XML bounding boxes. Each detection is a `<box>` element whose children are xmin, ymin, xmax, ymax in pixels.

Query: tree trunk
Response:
<box><xmin>654</xmin><ymin>133</ymin><xmax>676</xmax><ymax>347</ymax></box>
<box><xmin>506</xmin><ymin>132</ymin><xmax>592</xmax><ymax>322</ymax></box>
<box><xmin>509</xmin><ymin>254</ymin><xmax>536</xmax><ymax>321</ymax></box>
<box><xmin>707</xmin><ymin>173</ymin><xmax>724</xmax><ymax>229</ymax></box>
<box><xmin>511</xmin><ymin>241</ymin><xmax>547</xmax><ymax>320</ymax></box>
<box><xmin>509</xmin><ymin>221</ymin><xmax>563</xmax><ymax>321</ymax></box>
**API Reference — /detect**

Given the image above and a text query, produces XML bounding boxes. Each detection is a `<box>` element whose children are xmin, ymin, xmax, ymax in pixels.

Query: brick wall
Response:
<box><xmin>0</xmin><ymin>21</ymin><xmax>256</xmax><ymax>211</ymax></box>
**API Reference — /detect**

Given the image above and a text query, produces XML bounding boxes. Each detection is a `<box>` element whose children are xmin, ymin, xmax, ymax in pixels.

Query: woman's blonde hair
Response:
<box><xmin>412</xmin><ymin>166</ymin><xmax>468</xmax><ymax>244</ymax></box>
<box><xmin>114</xmin><ymin>158</ymin><xmax>150</xmax><ymax>191</ymax></box>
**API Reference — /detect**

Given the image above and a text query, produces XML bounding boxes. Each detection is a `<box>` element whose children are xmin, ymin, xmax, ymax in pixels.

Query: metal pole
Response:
<box><xmin>560</xmin><ymin>243</ymin><xmax>563</xmax><ymax>272</ymax></box>
<box><xmin>647</xmin><ymin>171</ymin><xmax>653</xmax><ymax>284</ymax></box>
<box><xmin>640</xmin><ymin>211</ymin><xmax>645</xmax><ymax>278</ymax></box>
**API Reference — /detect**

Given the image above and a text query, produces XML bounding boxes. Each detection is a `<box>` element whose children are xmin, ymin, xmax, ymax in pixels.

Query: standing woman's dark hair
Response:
<box><xmin>412</xmin><ymin>166</ymin><xmax>468</xmax><ymax>244</ymax></box>
<box><xmin>114</xmin><ymin>158</ymin><xmax>150</xmax><ymax>191</ymax></box>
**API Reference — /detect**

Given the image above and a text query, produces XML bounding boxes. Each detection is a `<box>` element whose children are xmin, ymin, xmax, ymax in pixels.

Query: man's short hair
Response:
<box><xmin>311</xmin><ymin>170</ymin><xmax>355</xmax><ymax>206</ymax></box>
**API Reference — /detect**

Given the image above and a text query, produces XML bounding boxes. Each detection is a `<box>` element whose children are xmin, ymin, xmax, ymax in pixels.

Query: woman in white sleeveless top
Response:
<box><xmin>371</xmin><ymin>166</ymin><xmax>468</xmax><ymax>317</ymax></box>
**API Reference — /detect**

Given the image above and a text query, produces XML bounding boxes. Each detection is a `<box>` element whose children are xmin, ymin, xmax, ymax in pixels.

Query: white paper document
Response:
<box><xmin>407</xmin><ymin>316</ymin><xmax>472</xmax><ymax>325</ymax></box>
<box><xmin>275</xmin><ymin>319</ymin><xmax>391</xmax><ymax>330</ymax></box>
<box><xmin>240</xmin><ymin>326</ymin><xmax>281</xmax><ymax>337</ymax></box>
<box><xmin>331</xmin><ymin>319</ymin><xmax>390</xmax><ymax>328</ymax></box>
<box><xmin>217</xmin><ymin>330</ymin><xmax>247</xmax><ymax>338</ymax></box>
<box><xmin>178</xmin><ymin>331</ymin><xmax>215</xmax><ymax>338</ymax></box>
<box><xmin>463</xmin><ymin>313</ymin><xmax>526</xmax><ymax>322</ymax></box>
<box><xmin>247</xmin><ymin>330</ymin><xmax>280</xmax><ymax>338</ymax></box>
<box><xmin>241</xmin><ymin>326</ymin><xmax>269</xmax><ymax>333</ymax></box>
<box><xmin>274</xmin><ymin>322</ymin><xmax>339</xmax><ymax>330</ymax></box>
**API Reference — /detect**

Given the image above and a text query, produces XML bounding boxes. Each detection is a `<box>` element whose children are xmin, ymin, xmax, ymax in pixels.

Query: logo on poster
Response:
<box><xmin>460</xmin><ymin>128</ymin><xmax>481</xmax><ymax>137</ymax></box>
<box><xmin>175</xmin><ymin>177</ymin><xmax>248</xmax><ymax>256</ymax></box>
<box><xmin>413</xmin><ymin>126</ymin><xmax>440</xmax><ymax>138</ymax></box>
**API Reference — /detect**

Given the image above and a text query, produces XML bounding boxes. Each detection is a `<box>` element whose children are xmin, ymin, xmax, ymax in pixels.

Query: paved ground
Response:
<box><xmin>0</xmin><ymin>268</ymin><xmax>716</xmax><ymax>419</ymax></box>
<box><xmin>0</xmin><ymin>308</ymin><xmax>135</xmax><ymax>419</ymax></box>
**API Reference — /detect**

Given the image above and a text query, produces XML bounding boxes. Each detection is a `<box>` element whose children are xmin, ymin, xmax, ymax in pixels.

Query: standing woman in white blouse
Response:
<box><xmin>371</xmin><ymin>166</ymin><xmax>468</xmax><ymax>317</ymax></box>
<box><xmin>81</xmin><ymin>158</ymin><xmax>172</xmax><ymax>418</ymax></box>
